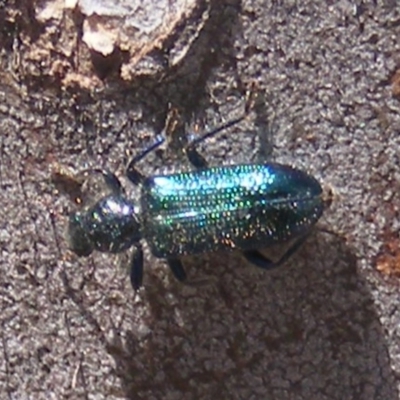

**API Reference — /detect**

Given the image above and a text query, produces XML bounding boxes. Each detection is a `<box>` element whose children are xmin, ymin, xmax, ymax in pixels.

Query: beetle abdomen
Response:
<box><xmin>141</xmin><ymin>163</ymin><xmax>324</xmax><ymax>258</ymax></box>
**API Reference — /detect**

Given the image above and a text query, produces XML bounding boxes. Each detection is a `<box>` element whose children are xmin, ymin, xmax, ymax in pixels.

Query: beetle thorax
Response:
<box><xmin>68</xmin><ymin>194</ymin><xmax>141</xmax><ymax>255</ymax></box>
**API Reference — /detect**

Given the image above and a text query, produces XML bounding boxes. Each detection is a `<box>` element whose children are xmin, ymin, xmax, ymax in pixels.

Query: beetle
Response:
<box><xmin>67</xmin><ymin>109</ymin><xmax>331</xmax><ymax>290</ymax></box>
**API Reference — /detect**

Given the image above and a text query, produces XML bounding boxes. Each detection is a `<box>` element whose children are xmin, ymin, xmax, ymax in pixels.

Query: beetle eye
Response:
<box><xmin>67</xmin><ymin>213</ymin><xmax>94</xmax><ymax>257</ymax></box>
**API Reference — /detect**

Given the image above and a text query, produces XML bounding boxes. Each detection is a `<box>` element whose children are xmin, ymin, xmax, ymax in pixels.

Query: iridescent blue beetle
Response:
<box><xmin>67</xmin><ymin>103</ymin><xmax>331</xmax><ymax>290</ymax></box>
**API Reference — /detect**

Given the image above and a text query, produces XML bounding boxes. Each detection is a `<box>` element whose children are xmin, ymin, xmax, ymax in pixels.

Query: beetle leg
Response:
<box><xmin>243</xmin><ymin>234</ymin><xmax>311</xmax><ymax>270</ymax></box>
<box><xmin>184</xmin><ymin>86</ymin><xmax>257</xmax><ymax>169</ymax></box>
<box><xmin>126</xmin><ymin>134</ymin><xmax>165</xmax><ymax>185</ymax></box>
<box><xmin>167</xmin><ymin>258</ymin><xmax>218</xmax><ymax>287</ymax></box>
<box><xmin>185</xmin><ymin>147</ymin><xmax>209</xmax><ymax>169</ymax></box>
<box><xmin>97</xmin><ymin>169</ymin><xmax>123</xmax><ymax>194</ymax></box>
<box><xmin>166</xmin><ymin>258</ymin><xmax>187</xmax><ymax>283</ymax></box>
<box><xmin>72</xmin><ymin>168</ymin><xmax>123</xmax><ymax>195</ymax></box>
<box><xmin>129</xmin><ymin>243</ymin><xmax>144</xmax><ymax>291</ymax></box>
<box><xmin>242</xmin><ymin>250</ymin><xmax>276</xmax><ymax>270</ymax></box>
<box><xmin>185</xmin><ymin>115</ymin><xmax>246</xmax><ymax>169</ymax></box>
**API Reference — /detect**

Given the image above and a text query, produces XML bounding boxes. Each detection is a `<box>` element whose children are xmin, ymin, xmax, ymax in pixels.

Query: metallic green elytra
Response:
<box><xmin>142</xmin><ymin>163</ymin><xmax>324</xmax><ymax>258</ymax></box>
<box><xmin>66</xmin><ymin>108</ymin><xmax>331</xmax><ymax>290</ymax></box>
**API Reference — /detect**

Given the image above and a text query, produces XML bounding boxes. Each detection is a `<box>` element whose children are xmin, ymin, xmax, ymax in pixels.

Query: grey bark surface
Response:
<box><xmin>1</xmin><ymin>1</ymin><xmax>400</xmax><ymax>399</ymax></box>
